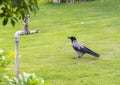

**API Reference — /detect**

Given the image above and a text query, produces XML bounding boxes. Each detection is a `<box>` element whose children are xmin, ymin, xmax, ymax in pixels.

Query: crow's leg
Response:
<box><xmin>80</xmin><ymin>53</ymin><xmax>84</xmax><ymax>57</ymax></box>
<box><xmin>78</xmin><ymin>52</ymin><xmax>84</xmax><ymax>58</ymax></box>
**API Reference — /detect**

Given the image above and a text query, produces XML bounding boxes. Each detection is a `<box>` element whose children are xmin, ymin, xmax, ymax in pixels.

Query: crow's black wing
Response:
<box><xmin>81</xmin><ymin>46</ymin><xmax>100</xmax><ymax>57</ymax></box>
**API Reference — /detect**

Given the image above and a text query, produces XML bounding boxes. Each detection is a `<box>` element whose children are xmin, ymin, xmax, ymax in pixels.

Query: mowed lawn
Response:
<box><xmin>0</xmin><ymin>0</ymin><xmax>120</xmax><ymax>85</ymax></box>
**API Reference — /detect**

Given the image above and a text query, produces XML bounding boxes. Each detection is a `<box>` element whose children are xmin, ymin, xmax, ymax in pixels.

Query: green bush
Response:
<box><xmin>0</xmin><ymin>50</ymin><xmax>48</xmax><ymax>85</ymax></box>
<box><xmin>0</xmin><ymin>50</ymin><xmax>9</xmax><ymax>68</ymax></box>
<box><xmin>5</xmin><ymin>72</ymin><xmax>47</xmax><ymax>85</ymax></box>
<box><xmin>0</xmin><ymin>49</ymin><xmax>14</xmax><ymax>84</ymax></box>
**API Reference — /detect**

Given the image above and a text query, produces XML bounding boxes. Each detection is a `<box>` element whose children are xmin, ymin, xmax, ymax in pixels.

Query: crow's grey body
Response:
<box><xmin>68</xmin><ymin>36</ymin><xmax>100</xmax><ymax>58</ymax></box>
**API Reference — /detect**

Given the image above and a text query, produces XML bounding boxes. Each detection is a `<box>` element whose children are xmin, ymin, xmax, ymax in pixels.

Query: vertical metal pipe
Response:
<box><xmin>15</xmin><ymin>37</ymin><xmax>19</xmax><ymax>78</ymax></box>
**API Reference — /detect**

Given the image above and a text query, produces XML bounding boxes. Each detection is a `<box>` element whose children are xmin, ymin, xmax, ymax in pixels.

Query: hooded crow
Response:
<box><xmin>68</xmin><ymin>36</ymin><xmax>100</xmax><ymax>58</ymax></box>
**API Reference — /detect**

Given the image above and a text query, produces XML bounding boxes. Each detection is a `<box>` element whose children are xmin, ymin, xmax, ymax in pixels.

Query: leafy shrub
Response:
<box><xmin>0</xmin><ymin>49</ymin><xmax>15</xmax><ymax>84</ymax></box>
<box><xmin>5</xmin><ymin>72</ymin><xmax>47</xmax><ymax>85</ymax></box>
<box><xmin>0</xmin><ymin>50</ymin><xmax>15</xmax><ymax>72</ymax></box>
<box><xmin>0</xmin><ymin>50</ymin><xmax>7</xmax><ymax>67</ymax></box>
<box><xmin>0</xmin><ymin>50</ymin><xmax>48</xmax><ymax>85</ymax></box>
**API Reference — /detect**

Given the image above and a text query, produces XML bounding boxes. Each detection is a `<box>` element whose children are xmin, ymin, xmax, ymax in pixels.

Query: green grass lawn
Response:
<box><xmin>0</xmin><ymin>0</ymin><xmax>120</xmax><ymax>85</ymax></box>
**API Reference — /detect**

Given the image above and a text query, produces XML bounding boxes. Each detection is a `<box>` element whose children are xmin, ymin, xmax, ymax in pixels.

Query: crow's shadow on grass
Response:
<box><xmin>72</xmin><ymin>56</ymin><xmax>99</xmax><ymax>62</ymax></box>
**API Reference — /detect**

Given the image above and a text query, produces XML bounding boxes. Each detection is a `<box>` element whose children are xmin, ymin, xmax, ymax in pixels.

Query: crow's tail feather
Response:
<box><xmin>88</xmin><ymin>51</ymin><xmax>100</xmax><ymax>57</ymax></box>
<box><xmin>84</xmin><ymin>47</ymin><xmax>100</xmax><ymax>57</ymax></box>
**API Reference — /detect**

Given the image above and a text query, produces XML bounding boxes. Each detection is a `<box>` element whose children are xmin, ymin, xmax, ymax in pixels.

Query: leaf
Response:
<box><xmin>13</xmin><ymin>17</ymin><xmax>18</xmax><ymax>22</ymax></box>
<box><xmin>21</xmin><ymin>13</ymin><xmax>25</xmax><ymax>20</ymax></box>
<box><xmin>3</xmin><ymin>17</ymin><xmax>8</xmax><ymax>26</ymax></box>
<box><xmin>11</xmin><ymin>18</ymin><xmax>15</xmax><ymax>26</ymax></box>
<box><xmin>13</xmin><ymin>77</ymin><xmax>19</xmax><ymax>84</ymax></box>
<box><xmin>28</xmin><ymin>6</ymin><xmax>33</xmax><ymax>12</ymax></box>
<box><xmin>11</xmin><ymin>0</ymin><xmax>17</xmax><ymax>6</ymax></box>
<box><xmin>0</xmin><ymin>13</ymin><xmax>5</xmax><ymax>17</ymax></box>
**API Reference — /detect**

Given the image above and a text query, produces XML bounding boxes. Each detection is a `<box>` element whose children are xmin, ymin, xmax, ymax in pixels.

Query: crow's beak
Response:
<box><xmin>67</xmin><ymin>37</ymin><xmax>71</xmax><ymax>39</ymax></box>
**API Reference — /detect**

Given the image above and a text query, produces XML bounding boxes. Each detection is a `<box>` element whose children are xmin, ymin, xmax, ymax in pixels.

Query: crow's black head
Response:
<box><xmin>68</xmin><ymin>36</ymin><xmax>77</xmax><ymax>42</ymax></box>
